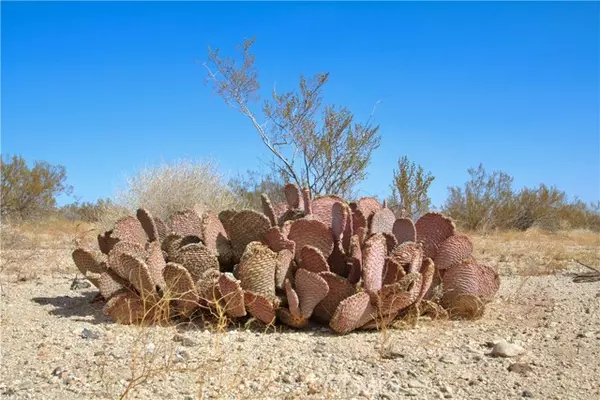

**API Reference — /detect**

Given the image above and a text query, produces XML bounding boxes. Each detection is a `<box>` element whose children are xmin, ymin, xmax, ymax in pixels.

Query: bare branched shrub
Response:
<box><xmin>98</xmin><ymin>158</ymin><xmax>246</xmax><ymax>230</ymax></box>
<box><xmin>387</xmin><ymin>155</ymin><xmax>435</xmax><ymax>220</ymax></box>
<box><xmin>203</xmin><ymin>37</ymin><xmax>382</xmax><ymax>198</ymax></box>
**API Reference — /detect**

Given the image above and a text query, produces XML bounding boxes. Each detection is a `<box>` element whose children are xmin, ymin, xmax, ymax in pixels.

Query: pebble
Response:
<box><xmin>172</xmin><ymin>333</ymin><xmax>198</xmax><ymax>347</ymax></box>
<box><xmin>80</xmin><ymin>328</ymin><xmax>100</xmax><ymax>340</ymax></box>
<box><xmin>70</xmin><ymin>277</ymin><xmax>91</xmax><ymax>290</ymax></box>
<box><xmin>490</xmin><ymin>340</ymin><xmax>525</xmax><ymax>357</ymax></box>
<box><xmin>174</xmin><ymin>348</ymin><xmax>190</xmax><ymax>363</ymax></box>
<box><xmin>508</xmin><ymin>363</ymin><xmax>533</xmax><ymax>376</ymax></box>
<box><xmin>145</xmin><ymin>343</ymin><xmax>156</xmax><ymax>354</ymax></box>
<box><xmin>522</xmin><ymin>390</ymin><xmax>533</xmax><ymax>397</ymax></box>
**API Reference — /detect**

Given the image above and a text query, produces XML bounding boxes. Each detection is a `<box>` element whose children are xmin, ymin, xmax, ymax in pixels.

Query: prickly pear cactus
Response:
<box><xmin>72</xmin><ymin>184</ymin><xmax>500</xmax><ymax>333</ymax></box>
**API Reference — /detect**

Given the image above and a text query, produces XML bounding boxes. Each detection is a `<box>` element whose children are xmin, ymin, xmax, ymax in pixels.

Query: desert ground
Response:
<box><xmin>1</xmin><ymin>220</ymin><xmax>599</xmax><ymax>400</ymax></box>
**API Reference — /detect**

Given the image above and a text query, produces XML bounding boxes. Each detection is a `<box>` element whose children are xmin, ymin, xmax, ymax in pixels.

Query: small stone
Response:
<box><xmin>282</xmin><ymin>375</ymin><xmax>292</xmax><ymax>384</ymax></box>
<box><xmin>70</xmin><ymin>277</ymin><xmax>91</xmax><ymax>290</ymax></box>
<box><xmin>508</xmin><ymin>363</ymin><xmax>533</xmax><ymax>376</ymax></box>
<box><xmin>522</xmin><ymin>390</ymin><xmax>533</xmax><ymax>397</ymax></box>
<box><xmin>490</xmin><ymin>340</ymin><xmax>525</xmax><ymax>357</ymax></box>
<box><xmin>359</xmin><ymin>388</ymin><xmax>370</xmax><ymax>398</ymax></box>
<box><xmin>145</xmin><ymin>343</ymin><xmax>156</xmax><ymax>354</ymax></box>
<box><xmin>174</xmin><ymin>348</ymin><xmax>190</xmax><ymax>363</ymax></box>
<box><xmin>576</xmin><ymin>332</ymin><xmax>593</xmax><ymax>339</ymax></box>
<box><xmin>172</xmin><ymin>333</ymin><xmax>198</xmax><ymax>347</ymax></box>
<box><xmin>52</xmin><ymin>367</ymin><xmax>67</xmax><ymax>377</ymax></box>
<box><xmin>80</xmin><ymin>328</ymin><xmax>100</xmax><ymax>340</ymax></box>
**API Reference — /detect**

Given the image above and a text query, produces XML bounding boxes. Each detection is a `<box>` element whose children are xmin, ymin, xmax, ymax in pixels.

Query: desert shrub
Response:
<box><xmin>443</xmin><ymin>164</ymin><xmax>515</xmax><ymax>230</ymax></box>
<box><xmin>386</xmin><ymin>155</ymin><xmax>435</xmax><ymax>220</ymax></box>
<box><xmin>59</xmin><ymin>198</ymin><xmax>113</xmax><ymax>222</ymax></box>
<box><xmin>228</xmin><ymin>170</ymin><xmax>286</xmax><ymax>211</ymax></box>
<box><xmin>98</xmin><ymin>158</ymin><xmax>246</xmax><ymax>230</ymax></box>
<box><xmin>204</xmin><ymin>37</ymin><xmax>381</xmax><ymax>198</ymax></box>
<box><xmin>444</xmin><ymin>164</ymin><xmax>600</xmax><ymax>232</ymax></box>
<box><xmin>1</xmin><ymin>154</ymin><xmax>73</xmax><ymax>221</ymax></box>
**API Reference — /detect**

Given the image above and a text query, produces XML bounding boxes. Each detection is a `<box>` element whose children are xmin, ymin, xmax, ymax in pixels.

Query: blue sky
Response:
<box><xmin>2</xmin><ymin>1</ymin><xmax>599</xmax><ymax>208</ymax></box>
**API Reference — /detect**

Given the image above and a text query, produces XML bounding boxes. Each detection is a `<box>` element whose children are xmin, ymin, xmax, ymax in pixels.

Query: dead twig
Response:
<box><xmin>572</xmin><ymin>260</ymin><xmax>600</xmax><ymax>283</ymax></box>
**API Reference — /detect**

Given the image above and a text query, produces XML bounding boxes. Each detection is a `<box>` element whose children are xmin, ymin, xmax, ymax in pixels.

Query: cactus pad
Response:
<box><xmin>72</xmin><ymin>248</ymin><xmax>107</xmax><ymax>275</ymax></box>
<box><xmin>284</xmin><ymin>183</ymin><xmax>301</xmax><ymax>209</ymax></box>
<box><xmin>295</xmin><ymin>268</ymin><xmax>329</xmax><ymax>318</ymax></box>
<box><xmin>227</xmin><ymin>210</ymin><xmax>272</xmax><ymax>262</ymax></box>
<box><xmin>288</xmin><ymin>218</ymin><xmax>334</xmax><ymax>262</ymax></box>
<box><xmin>330</xmin><ymin>292</ymin><xmax>376</xmax><ymax>334</ymax></box>
<box><xmin>299</xmin><ymin>245</ymin><xmax>330</xmax><ymax>273</ymax></box>
<box><xmin>392</xmin><ymin>218</ymin><xmax>416</xmax><ymax>244</ymax></box>
<box><xmin>313</xmin><ymin>272</ymin><xmax>356</xmax><ymax>323</ymax></box>
<box><xmin>434</xmin><ymin>234</ymin><xmax>474</xmax><ymax>270</ymax></box>
<box><xmin>218</xmin><ymin>273</ymin><xmax>247</xmax><ymax>318</ymax></box>
<box><xmin>261</xmin><ymin>193</ymin><xmax>278</xmax><ymax>227</ymax></box>
<box><xmin>442</xmin><ymin>260</ymin><xmax>500</xmax><ymax>304</ymax></box>
<box><xmin>172</xmin><ymin>243</ymin><xmax>219</xmax><ymax>282</ymax></box>
<box><xmin>162</xmin><ymin>262</ymin><xmax>200</xmax><ymax>317</ymax></box>
<box><xmin>103</xmin><ymin>290</ymin><xmax>147</xmax><ymax>325</ymax></box>
<box><xmin>113</xmin><ymin>216</ymin><xmax>148</xmax><ymax>246</ymax></box>
<box><xmin>136</xmin><ymin>208</ymin><xmax>159</xmax><ymax>242</ymax></box>
<box><xmin>370</xmin><ymin>208</ymin><xmax>395</xmax><ymax>235</ymax></box>
<box><xmin>237</xmin><ymin>242</ymin><xmax>278</xmax><ymax>300</ymax></box>
<box><xmin>415</xmin><ymin>212</ymin><xmax>455</xmax><ymax>259</ymax></box>
<box><xmin>362</xmin><ymin>234</ymin><xmax>387</xmax><ymax>294</ymax></box>
<box><xmin>244</xmin><ymin>291</ymin><xmax>276</xmax><ymax>325</ymax></box>
<box><xmin>201</xmin><ymin>211</ymin><xmax>233</xmax><ymax>266</ymax></box>
<box><xmin>170</xmin><ymin>209</ymin><xmax>203</xmax><ymax>238</ymax></box>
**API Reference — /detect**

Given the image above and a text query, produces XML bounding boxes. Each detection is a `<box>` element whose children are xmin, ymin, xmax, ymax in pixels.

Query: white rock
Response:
<box><xmin>490</xmin><ymin>340</ymin><xmax>525</xmax><ymax>357</ymax></box>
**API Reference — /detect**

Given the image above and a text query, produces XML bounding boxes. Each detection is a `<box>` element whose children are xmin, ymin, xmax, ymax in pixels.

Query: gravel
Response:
<box><xmin>1</xmin><ymin>271</ymin><xmax>599</xmax><ymax>399</ymax></box>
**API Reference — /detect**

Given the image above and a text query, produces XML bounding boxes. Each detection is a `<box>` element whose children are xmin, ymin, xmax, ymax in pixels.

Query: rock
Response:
<box><xmin>70</xmin><ymin>277</ymin><xmax>91</xmax><ymax>290</ymax></box>
<box><xmin>174</xmin><ymin>348</ymin><xmax>190</xmax><ymax>363</ymax></box>
<box><xmin>489</xmin><ymin>340</ymin><xmax>525</xmax><ymax>357</ymax></box>
<box><xmin>358</xmin><ymin>388</ymin><xmax>370</xmax><ymax>398</ymax></box>
<box><xmin>51</xmin><ymin>366</ymin><xmax>67</xmax><ymax>377</ymax></box>
<box><xmin>80</xmin><ymin>328</ymin><xmax>100</xmax><ymax>340</ymax></box>
<box><xmin>145</xmin><ymin>343</ymin><xmax>156</xmax><ymax>354</ymax></box>
<box><xmin>522</xmin><ymin>390</ymin><xmax>533</xmax><ymax>397</ymax></box>
<box><xmin>172</xmin><ymin>333</ymin><xmax>198</xmax><ymax>347</ymax></box>
<box><xmin>576</xmin><ymin>332</ymin><xmax>593</xmax><ymax>339</ymax></box>
<box><xmin>508</xmin><ymin>363</ymin><xmax>533</xmax><ymax>376</ymax></box>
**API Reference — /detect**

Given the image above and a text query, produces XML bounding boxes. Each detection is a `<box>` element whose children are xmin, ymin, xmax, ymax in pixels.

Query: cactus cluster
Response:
<box><xmin>72</xmin><ymin>183</ymin><xmax>500</xmax><ymax>334</ymax></box>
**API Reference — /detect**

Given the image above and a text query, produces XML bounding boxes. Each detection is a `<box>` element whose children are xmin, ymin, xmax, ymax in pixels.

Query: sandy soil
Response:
<box><xmin>1</xmin><ymin>229</ymin><xmax>599</xmax><ymax>400</ymax></box>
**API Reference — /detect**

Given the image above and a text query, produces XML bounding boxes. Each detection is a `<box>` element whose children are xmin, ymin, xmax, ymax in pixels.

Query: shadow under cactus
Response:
<box><xmin>32</xmin><ymin>291</ymin><xmax>111</xmax><ymax>324</ymax></box>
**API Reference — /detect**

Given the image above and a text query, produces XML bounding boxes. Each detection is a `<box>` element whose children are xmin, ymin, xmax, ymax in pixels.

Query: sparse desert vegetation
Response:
<box><xmin>1</xmin><ymin>215</ymin><xmax>598</xmax><ymax>399</ymax></box>
<box><xmin>3</xmin><ymin>2</ymin><xmax>599</xmax><ymax>399</ymax></box>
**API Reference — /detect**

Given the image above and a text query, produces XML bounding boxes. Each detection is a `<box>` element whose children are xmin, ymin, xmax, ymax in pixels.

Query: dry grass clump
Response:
<box><xmin>97</xmin><ymin>158</ymin><xmax>248</xmax><ymax>231</ymax></box>
<box><xmin>469</xmin><ymin>227</ymin><xmax>599</xmax><ymax>276</ymax></box>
